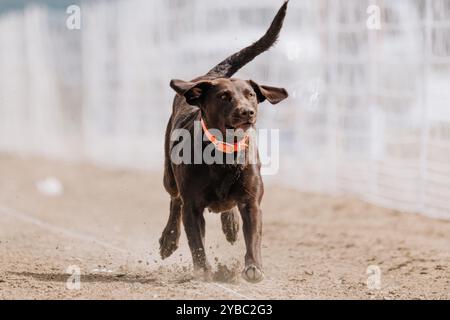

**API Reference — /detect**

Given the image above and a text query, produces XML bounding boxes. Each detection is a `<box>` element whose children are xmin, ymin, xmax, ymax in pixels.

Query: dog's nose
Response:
<box><xmin>238</xmin><ymin>108</ymin><xmax>255</xmax><ymax>119</ymax></box>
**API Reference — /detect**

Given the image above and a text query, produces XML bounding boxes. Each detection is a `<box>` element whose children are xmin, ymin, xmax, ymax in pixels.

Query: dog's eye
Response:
<box><xmin>248</xmin><ymin>92</ymin><xmax>256</xmax><ymax>98</ymax></box>
<box><xmin>219</xmin><ymin>92</ymin><xmax>231</xmax><ymax>101</ymax></box>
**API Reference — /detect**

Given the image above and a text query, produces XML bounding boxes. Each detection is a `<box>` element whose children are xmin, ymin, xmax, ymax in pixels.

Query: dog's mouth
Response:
<box><xmin>226</xmin><ymin>120</ymin><xmax>255</xmax><ymax>132</ymax></box>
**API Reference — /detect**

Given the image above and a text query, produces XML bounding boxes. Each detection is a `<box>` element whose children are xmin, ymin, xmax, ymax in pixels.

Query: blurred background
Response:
<box><xmin>0</xmin><ymin>0</ymin><xmax>449</xmax><ymax>220</ymax></box>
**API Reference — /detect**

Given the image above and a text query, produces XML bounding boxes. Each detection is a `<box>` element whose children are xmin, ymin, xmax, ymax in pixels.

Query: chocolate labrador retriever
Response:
<box><xmin>159</xmin><ymin>1</ymin><xmax>289</xmax><ymax>283</ymax></box>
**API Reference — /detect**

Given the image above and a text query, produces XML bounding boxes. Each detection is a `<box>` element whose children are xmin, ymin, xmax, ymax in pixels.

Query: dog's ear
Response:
<box><xmin>170</xmin><ymin>79</ymin><xmax>213</xmax><ymax>106</ymax></box>
<box><xmin>248</xmin><ymin>80</ymin><xmax>288</xmax><ymax>105</ymax></box>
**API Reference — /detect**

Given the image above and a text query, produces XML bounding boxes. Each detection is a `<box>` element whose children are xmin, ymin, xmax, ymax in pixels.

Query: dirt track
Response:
<box><xmin>0</xmin><ymin>153</ymin><xmax>449</xmax><ymax>299</ymax></box>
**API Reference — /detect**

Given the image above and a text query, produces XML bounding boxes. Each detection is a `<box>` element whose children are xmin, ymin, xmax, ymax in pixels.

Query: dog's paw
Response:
<box><xmin>221</xmin><ymin>211</ymin><xmax>239</xmax><ymax>244</ymax></box>
<box><xmin>159</xmin><ymin>230</ymin><xmax>179</xmax><ymax>259</ymax></box>
<box><xmin>242</xmin><ymin>265</ymin><xmax>264</xmax><ymax>283</ymax></box>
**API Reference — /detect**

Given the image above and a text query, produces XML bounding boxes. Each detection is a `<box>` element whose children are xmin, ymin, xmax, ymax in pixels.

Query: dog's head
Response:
<box><xmin>170</xmin><ymin>78</ymin><xmax>288</xmax><ymax>132</ymax></box>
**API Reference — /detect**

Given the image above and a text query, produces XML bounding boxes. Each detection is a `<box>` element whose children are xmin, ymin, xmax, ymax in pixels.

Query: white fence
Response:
<box><xmin>0</xmin><ymin>0</ymin><xmax>449</xmax><ymax>219</ymax></box>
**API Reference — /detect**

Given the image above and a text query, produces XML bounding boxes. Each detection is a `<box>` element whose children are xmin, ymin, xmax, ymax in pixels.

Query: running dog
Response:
<box><xmin>159</xmin><ymin>1</ymin><xmax>289</xmax><ymax>283</ymax></box>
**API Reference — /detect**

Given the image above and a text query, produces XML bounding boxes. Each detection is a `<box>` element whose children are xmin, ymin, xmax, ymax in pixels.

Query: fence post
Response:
<box><xmin>368</xmin><ymin>0</ymin><xmax>380</xmax><ymax>204</ymax></box>
<box><xmin>326</xmin><ymin>0</ymin><xmax>338</xmax><ymax>194</ymax></box>
<box><xmin>419</xmin><ymin>0</ymin><xmax>432</xmax><ymax>215</ymax></box>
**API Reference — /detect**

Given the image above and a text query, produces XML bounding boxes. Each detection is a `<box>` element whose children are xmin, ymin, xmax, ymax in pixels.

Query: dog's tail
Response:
<box><xmin>206</xmin><ymin>0</ymin><xmax>289</xmax><ymax>78</ymax></box>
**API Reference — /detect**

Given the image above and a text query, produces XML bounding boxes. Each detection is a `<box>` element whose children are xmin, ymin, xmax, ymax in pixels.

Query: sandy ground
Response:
<box><xmin>0</xmin><ymin>153</ymin><xmax>449</xmax><ymax>300</ymax></box>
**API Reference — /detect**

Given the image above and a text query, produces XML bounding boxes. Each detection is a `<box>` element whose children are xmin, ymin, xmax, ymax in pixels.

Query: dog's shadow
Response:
<box><xmin>8</xmin><ymin>271</ymin><xmax>159</xmax><ymax>285</ymax></box>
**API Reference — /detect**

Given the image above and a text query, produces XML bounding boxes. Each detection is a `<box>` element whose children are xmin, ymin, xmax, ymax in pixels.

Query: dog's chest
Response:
<box><xmin>205</xmin><ymin>166</ymin><xmax>242</xmax><ymax>213</ymax></box>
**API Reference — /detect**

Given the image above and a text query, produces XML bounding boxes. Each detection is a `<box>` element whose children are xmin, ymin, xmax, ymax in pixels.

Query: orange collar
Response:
<box><xmin>201</xmin><ymin>118</ymin><xmax>249</xmax><ymax>154</ymax></box>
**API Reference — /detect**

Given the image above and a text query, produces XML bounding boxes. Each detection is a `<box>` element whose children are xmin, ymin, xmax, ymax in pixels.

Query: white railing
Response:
<box><xmin>0</xmin><ymin>0</ymin><xmax>449</xmax><ymax>219</ymax></box>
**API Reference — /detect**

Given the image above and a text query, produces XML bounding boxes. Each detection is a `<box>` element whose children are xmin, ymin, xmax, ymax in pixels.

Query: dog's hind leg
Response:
<box><xmin>221</xmin><ymin>207</ymin><xmax>240</xmax><ymax>244</ymax></box>
<box><xmin>159</xmin><ymin>197</ymin><xmax>182</xmax><ymax>259</ymax></box>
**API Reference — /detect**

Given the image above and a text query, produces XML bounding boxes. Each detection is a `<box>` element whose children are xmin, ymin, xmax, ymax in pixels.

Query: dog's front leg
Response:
<box><xmin>182</xmin><ymin>203</ymin><xmax>211</xmax><ymax>280</ymax></box>
<box><xmin>238</xmin><ymin>202</ymin><xmax>264</xmax><ymax>283</ymax></box>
